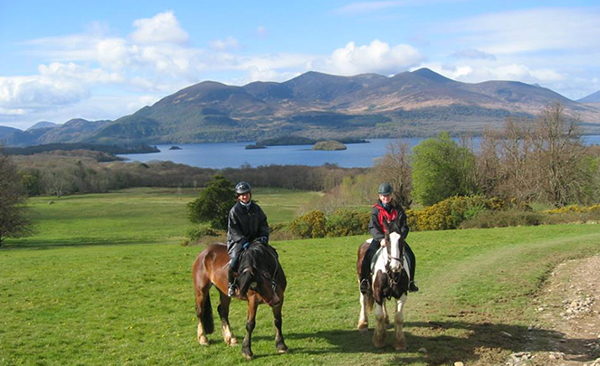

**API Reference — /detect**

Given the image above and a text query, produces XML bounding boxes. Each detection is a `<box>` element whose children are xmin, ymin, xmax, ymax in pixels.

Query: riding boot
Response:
<box><xmin>228</xmin><ymin>254</ymin><xmax>240</xmax><ymax>297</ymax></box>
<box><xmin>227</xmin><ymin>266</ymin><xmax>237</xmax><ymax>297</ymax></box>
<box><xmin>359</xmin><ymin>258</ymin><xmax>371</xmax><ymax>294</ymax></box>
<box><xmin>405</xmin><ymin>243</ymin><xmax>419</xmax><ymax>292</ymax></box>
<box><xmin>360</xmin><ymin>241</ymin><xmax>378</xmax><ymax>293</ymax></box>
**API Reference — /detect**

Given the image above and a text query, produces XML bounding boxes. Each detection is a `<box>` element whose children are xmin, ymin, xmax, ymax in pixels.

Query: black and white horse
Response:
<box><xmin>356</xmin><ymin>220</ymin><xmax>411</xmax><ymax>350</ymax></box>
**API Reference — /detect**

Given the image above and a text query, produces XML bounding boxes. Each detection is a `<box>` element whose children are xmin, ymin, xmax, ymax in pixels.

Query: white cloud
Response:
<box><xmin>209</xmin><ymin>36</ymin><xmax>240</xmax><ymax>51</ymax></box>
<box><xmin>449</xmin><ymin>7</ymin><xmax>600</xmax><ymax>55</ymax></box>
<box><xmin>419</xmin><ymin>62</ymin><xmax>566</xmax><ymax>87</ymax></box>
<box><xmin>256</xmin><ymin>26</ymin><xmax>268</xmax><ymax>37</ymax></box>
<box><xmin>0</xmin><ymin>75</ymin><xmax>89</xmax><ymax>110</ymax></box>
<box><xmin>451</xmin><ymin>49</ymin><xmax>496</xmax><ymax>61</ymax></box>
<box><xmin>333</xmin><ymin>1</ymin><xmax>405</xmax><ymax>15</ymax></box>
<box><xmin>130</xmin><ymin>11</ymin><xmax>189</xmax><ymax>45</ymax></box>
<box><xmin>313</xmin><ymin>40</ymin><xmax>424</xmax><ymax>76</ymax></box>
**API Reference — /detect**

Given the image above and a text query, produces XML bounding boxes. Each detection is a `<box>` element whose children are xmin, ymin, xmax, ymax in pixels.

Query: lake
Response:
<box><xmin>118</xmin><ymin>135</ymin><xmax>600</xmax><ymax>169</ymax></box>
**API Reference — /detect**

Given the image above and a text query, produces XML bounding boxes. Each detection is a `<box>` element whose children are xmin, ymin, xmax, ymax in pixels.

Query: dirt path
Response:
<box><xmin>507</xmin><ymin>255</ymin><xmax>600</xmax><ymax>366</ymax></box>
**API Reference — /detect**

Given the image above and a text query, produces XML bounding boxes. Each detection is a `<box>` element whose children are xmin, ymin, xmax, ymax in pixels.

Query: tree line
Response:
<box><xmin>319</xmin><ymin>103</ymin><xmax>600</xmax><ymax>212</ymax></box>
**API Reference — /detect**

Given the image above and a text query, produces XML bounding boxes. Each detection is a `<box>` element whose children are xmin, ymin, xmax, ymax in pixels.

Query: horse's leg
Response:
<box><xmin>242</xmin><ymin>296</ymin><xmax>259</xmax><ymax>360</ymax></box>
<box><xmin>373</xmin><ymin>300</ymin><xmax>387</xmax><ymax>348</ymax></box>
<box><xmin>272</xmin><ymin>300</ymin><xmax>289</xmax><ymax>353</ymax></box>
<box><xmin>218</xmin><ymin>291</ymin><xmax>237</xmax><ymax>346</ymax></box>
<box><xmin>382</xmin><ymin>301</ymin><xmax>391</xmax><ymax>328</ymax></box>
<box><xmin>194</xmin><ymin>284</ymin><xmax>211</xmax><ymax>346</ymax></box>
<box><xmin>394</xmin><ymin>293</ymin><xmax>408</xmax><ymax>351</ymax></box>
<box><xmin>357</xmin><ymin>290</ymin><xmax>369</xmax><ymax>332</ymax></box>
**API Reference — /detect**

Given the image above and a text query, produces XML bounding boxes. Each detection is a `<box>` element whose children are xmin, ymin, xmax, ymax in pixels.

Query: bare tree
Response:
<box><xmin>530</xmin><ymin>103</ymin><xmax>589</xmax><ymax>207</ymax></box>
<box><xmin>476</xmin><ymin>127</ymin><xmax>503</xmax><ymax>197</ymax></box>
<box><xmin>498</xmin><ymin>117</ymin><xmax>537</xmax><ymax>202</ymax></box>
<box><xmin>374</xmin><ymin>139</ymin><xmax>413</xmax><ymax>208</ymax></box>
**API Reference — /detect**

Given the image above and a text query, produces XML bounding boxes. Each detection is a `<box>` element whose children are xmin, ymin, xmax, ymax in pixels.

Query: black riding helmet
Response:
<box><xmin>378</xmin><ymin>182</ymin><xmax>393</xmax><ymax>195</ymax></box>
<box><xmin>235</xmin><ymin>181</ymin><xmax>252</xmax><ymax>195</ymax></box>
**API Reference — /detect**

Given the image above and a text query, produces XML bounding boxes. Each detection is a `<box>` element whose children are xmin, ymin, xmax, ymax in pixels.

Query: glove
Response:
<box><xmin>258</xmin><ymin>236</ymin><xmax>268</xmax><ymax>244</ymax></box>
<box><xmin>242</xmin><ymin>242</ymin><xmax>251</xmax><ymax>250</ymax></box>
<box><xmin>380</xmin><ymin>238</ymin><xmax>386</xmax><ymax>247</ymax></box>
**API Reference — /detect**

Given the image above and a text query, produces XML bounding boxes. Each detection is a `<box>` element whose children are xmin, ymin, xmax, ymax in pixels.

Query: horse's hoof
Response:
<box><xmin>358</xmin><ymin>323</ymin><xmax>368</xmax><ymax>333</ymax></box>
<box><xmin>243</xmin><ymin>353</ymin><xmax>253</xmax><ymax>361</ymax></box>
<box><xmin>227</xmin><ymin>337</ymin><xmax>238</xmax><ymax>346</ymax></box>
<box><xmin>198</xmin><ymin>336</ymin><xmax>209</xmax><ymax>346</ymax></box>
<box><xmin>277</xmin><ymin>344</ymin><xmax>289</xmax><ymax>354</ymax></box>
<box><xmin>395</xmin><ymin>339</ymin><xmax>407</xmax><ymax>351</ymax></box>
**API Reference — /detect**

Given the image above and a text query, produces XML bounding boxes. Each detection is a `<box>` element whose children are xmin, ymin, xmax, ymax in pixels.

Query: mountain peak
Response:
<box><xmin>411</xmin><ymin>68</ymin><xmax>456</xmax><ymax>83</ymax></box>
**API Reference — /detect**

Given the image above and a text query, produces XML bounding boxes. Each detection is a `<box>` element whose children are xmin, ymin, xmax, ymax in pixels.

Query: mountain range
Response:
<box><xmin>2</xmin><ymin>68</ymin><xmax>600</xmax><ymax>147</ymax></box>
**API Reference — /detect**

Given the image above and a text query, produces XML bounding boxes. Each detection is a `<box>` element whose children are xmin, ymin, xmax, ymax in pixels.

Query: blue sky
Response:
<box><xmin>1</xmin><ymin>0</ymin><xmax>599</xmax><ymax>130</ymax></box>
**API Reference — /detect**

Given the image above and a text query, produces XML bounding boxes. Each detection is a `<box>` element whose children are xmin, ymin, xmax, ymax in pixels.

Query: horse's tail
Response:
<box><xmin>196</xmin><ymin>290</ymin><xmax>214</xmax><ymax>334</ymax></box>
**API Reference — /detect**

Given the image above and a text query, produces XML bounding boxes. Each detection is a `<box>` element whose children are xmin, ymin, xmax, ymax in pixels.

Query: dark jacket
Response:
<box><xmin>368</xmin><ymin>200</ymin><xmax>409</xmax><ymax>241</ymax></box>
<box><xmin>226</xmin><ymin>201</ymin><xmax>269</xmax><ymax>253</ymax></box>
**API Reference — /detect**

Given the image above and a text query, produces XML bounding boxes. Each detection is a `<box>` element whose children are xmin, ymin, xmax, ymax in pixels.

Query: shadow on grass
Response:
<box><xmin>251</xmin><ymin>320</ymin><xmax>597</xmax><ymax>364</ymax></box>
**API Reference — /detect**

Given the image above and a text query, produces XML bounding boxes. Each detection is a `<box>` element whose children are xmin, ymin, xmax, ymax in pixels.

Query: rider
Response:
<box><xmin>227</xmin><ymin>181</ymin><xmax>270</xmax><ymax>297</ymax></box>
<box><xmin>359</xmin><ymin>182</ymin><xmax>419</xmax><ymax>294</ymax></box>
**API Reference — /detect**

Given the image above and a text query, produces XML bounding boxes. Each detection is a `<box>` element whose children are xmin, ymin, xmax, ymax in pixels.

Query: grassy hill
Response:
<box><xmin>1</xmin><ymin>188</ymin><xmax>599</xmax><ymax>365</ymax></box>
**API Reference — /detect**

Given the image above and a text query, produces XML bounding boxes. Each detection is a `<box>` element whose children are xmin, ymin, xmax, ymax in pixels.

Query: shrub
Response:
<box><xmin>289</xmin><ymin>210</ymin><xmax>327</xmax><ymax>238</ymax></box>
<box><xmin>409</xmin><ymin>196</ymin><xmax>490</xmax><ymax>231</ymax></box>
<box><xmin>182</xmin><ymin>226</ymin><xmax>225</xmax><ymax>246</ymax></box>
<box><xmin>187</xmin><ymin>226</ymin><xmax>220</xmax><ymax>241</ymax></box>
<box><xmin>407</xmin><ymin>195</ymin><xmax>523</xmax><ymax>231</ymax></box>
<box><xmin>326</xmin><ymin>208</ymin><xmax>370</xmax><ymax>237</ymax></box>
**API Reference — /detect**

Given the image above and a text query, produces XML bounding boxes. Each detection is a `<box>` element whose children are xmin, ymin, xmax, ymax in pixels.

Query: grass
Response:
<box><xmin>1</xmin><ymin>188</ymin><xmax>600</xmax><ymax>365</ymax></box>
<box><xmin>10</xmin><ymin>187</ymin><xmax>318</xmax><ymax>248</ymax></box>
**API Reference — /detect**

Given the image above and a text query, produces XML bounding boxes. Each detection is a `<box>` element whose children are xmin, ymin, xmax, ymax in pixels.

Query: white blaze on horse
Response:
<box><xmin>356</xmin><ymin>220</ymin><xmax>411</xmax><ymax>350</ymax></box>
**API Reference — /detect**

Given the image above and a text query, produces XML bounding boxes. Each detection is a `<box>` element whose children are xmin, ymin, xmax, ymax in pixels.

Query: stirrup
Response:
<box><xmin>227</xmin><ymin>283</ymin><xmax>237</xmax><ymax>297</ymax></box>
<box><xmin>409</xmin><ymin>281</ymin><xmax>419</xmax><ymax>292</ymax></box>
<box><xmin>359</xmin><ymin>279</ymin><xmax>370</xmax><ymax>294</ymax></box>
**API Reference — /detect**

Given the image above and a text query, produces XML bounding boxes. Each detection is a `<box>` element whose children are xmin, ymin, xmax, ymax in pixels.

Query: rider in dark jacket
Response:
<box><xmin>359</xmin><ymin>182</ymin><xmax>418</xmax><ymax>294</ymax></box>
<box><xmin>227</xmin><ymin>181</ymin><xmax>269</xmax><ymax>296</ymax></box>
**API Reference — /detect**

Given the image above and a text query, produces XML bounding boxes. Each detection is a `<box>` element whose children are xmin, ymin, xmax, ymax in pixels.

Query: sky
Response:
<box><xmin>1</xmin><ymin>0</ymin><xmax>600</xmax><ymax>130</ymax></box>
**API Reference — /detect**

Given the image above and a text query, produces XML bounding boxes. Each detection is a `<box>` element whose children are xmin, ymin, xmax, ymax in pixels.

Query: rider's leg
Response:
<box><xmin>227</xmin><ymin>245</ymin><xmax>242</xmax><ymax>296</ymax></box>
<box><xmin>404</xmin><ymin>243</ymin><xmax>419</xmax><ymax>292</ymax></box>
<box><xmin>360</xmin><ymin>239</ymin><xmax>380</xmax><ymax>293</ymax></box>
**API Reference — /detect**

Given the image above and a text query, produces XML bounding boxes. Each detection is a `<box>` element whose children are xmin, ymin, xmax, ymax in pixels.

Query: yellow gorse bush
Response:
<box><xmin>543</xmin><ymin>203</ymin><xmax>600</xmax><ymax>215</ymax></box>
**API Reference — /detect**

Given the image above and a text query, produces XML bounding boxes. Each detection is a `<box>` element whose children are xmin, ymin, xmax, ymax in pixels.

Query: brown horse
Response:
<box><xmin>192</xmin><ymin>240</ymin><xmax>288</xmax><ymax>360</ymax></box>
<box><xmin>356</xmin><ymin>220</ymin><xmax>410</xmax><ymax>350</ymax></box>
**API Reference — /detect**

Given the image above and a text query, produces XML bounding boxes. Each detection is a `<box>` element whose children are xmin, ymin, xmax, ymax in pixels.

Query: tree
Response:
<box><xmin>374</xmin><ymin>139</ymin><xmax>413</xmax><ymax>208</ymax></box>
<box><xmin>187</xmin><ymin>174</ymin><xmax>236</xmax><ymax>230</ymax></box>
<box><xmin>411</xmin><ymin>132</ymin><xmax>477</xmax><ymax>206</ymax></box>
<box><xmin>530</xmin><ymin>103</ymin><xmax>590</xmax><ymax>207</ymax></box>
<box><xmin>0</xmin><ymin>152</ymin><xmax>33</xmax><ymax>246</ymax></box>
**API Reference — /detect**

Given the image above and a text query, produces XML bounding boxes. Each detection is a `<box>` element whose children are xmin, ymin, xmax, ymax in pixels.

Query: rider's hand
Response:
<box><xmin>258</xmin><ymin>236</ymin><xmax>268</xmax><ymax>244</ymax></box>
<box><xmin>380</xmin><ymin>239</ymin><xmax>386</xmax><ymax>247</ymax></box>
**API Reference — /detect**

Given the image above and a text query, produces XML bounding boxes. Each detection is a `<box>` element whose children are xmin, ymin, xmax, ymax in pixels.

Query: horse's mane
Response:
<box><xmin>239</xmin><ymin>242</ymin><xmax>277</xmax><ymax>274</ymax></box>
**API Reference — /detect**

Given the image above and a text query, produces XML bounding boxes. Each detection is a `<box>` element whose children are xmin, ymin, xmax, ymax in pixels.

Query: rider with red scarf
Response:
<box><xmin>359</xmin><ymin>182</ymin><xmax>419</xmax><ymax>294</ymax></box>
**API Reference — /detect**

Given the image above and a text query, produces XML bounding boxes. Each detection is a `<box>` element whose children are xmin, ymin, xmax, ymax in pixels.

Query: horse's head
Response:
<box><xmin>236</xmin><ymin>241</ymin><xmax>282</xmax><ymax>306</ymax></box>
<box><xmin>383</xmin><ymin>220</ymin><xmax>404</xmax><ymax>272</ymax></box>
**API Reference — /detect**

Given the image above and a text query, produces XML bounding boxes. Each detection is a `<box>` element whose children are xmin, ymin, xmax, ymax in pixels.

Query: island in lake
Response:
<box><xmin>312</xmin><ymin>140</ymin><xmax>347</xmax><ymax>151</ymax></box>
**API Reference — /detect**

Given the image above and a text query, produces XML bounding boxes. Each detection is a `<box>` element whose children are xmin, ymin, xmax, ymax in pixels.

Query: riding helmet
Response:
<box><xmin>235</xmin><ymin>181</ymin><xmax>252</xmax><ymax>195</ymax></box>
<box><xmin>378</xmin><ymin>182</ymin><xmax>393</xmax><ymax>195</ymax></box>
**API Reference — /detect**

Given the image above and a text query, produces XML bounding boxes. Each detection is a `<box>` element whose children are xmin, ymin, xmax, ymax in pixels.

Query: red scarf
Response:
<box><xmin>373</xmin><ymin>203</ymin><xmax>398</xmax><ymax>233</ymax></box>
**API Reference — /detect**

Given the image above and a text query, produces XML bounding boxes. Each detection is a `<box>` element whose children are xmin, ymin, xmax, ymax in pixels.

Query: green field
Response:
<box><xmin>1</xmin><ymin>188</ymin><xmax>600</xmax><ymax>365</ymax></box>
